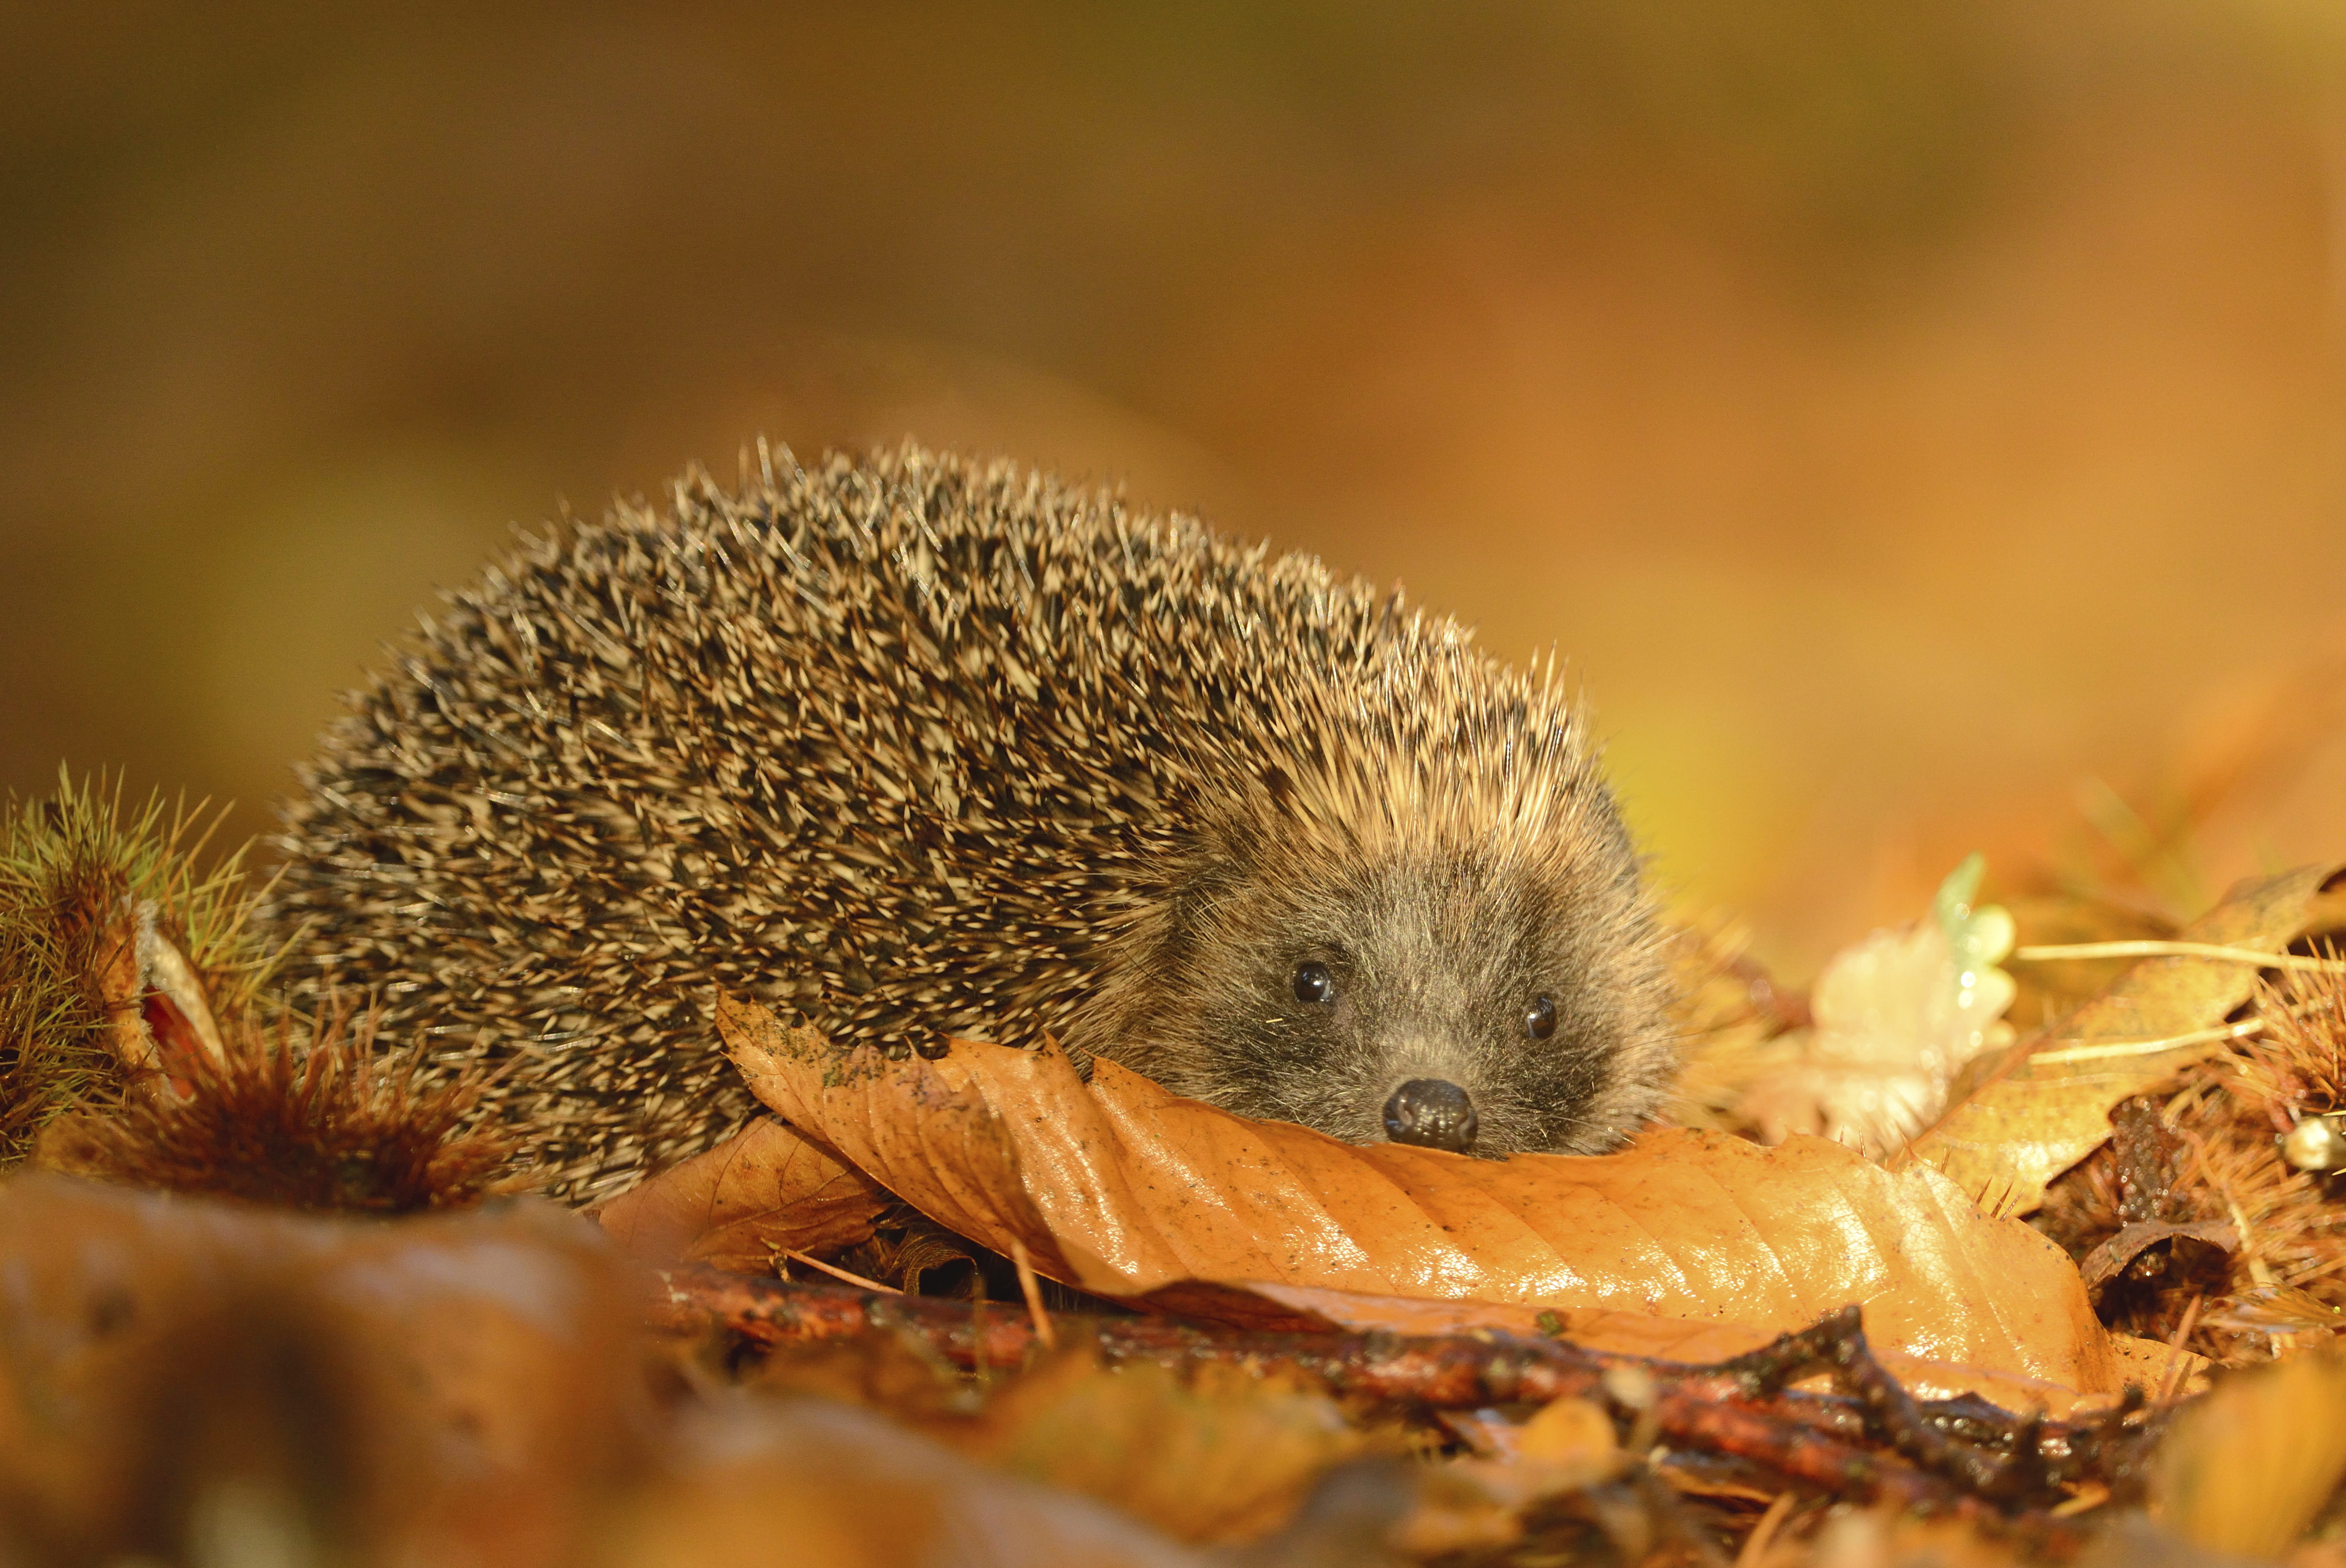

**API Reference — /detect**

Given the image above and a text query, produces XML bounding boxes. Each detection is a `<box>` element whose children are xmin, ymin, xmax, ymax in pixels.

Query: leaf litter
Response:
<box><xmin>14</xmin><ymin>765</ymin><xmax>2346</xmax><ymax>1563</ymax></box>
<box><xmin>1898</xmin><ymin>862</ymin><xmax>2346</xmax><ymax>1217</ymax></box>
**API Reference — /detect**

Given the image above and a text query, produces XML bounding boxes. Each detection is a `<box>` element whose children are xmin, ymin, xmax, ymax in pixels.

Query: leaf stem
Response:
<box><xmin>2012</xmin><ymin>941</ymin><xmax>2343</xmax><ymax>974</ymax></box>
<box><xmin>2027</xmin><ymin>1017</ymin><xmax>2268</xmax><ymax>1065</ymax></box>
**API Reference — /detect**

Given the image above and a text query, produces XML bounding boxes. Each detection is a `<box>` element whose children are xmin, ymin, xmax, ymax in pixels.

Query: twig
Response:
<box><xmin>1713</xmin><ymin>1305</ymin><xmax>2014</xmax><ymax>1495</ymax></box>
<box><xmin>2029</xmin><ymin>1016</ymin><xmax>2268</xmax><ymax>1065</ymax></box>
<box><xmin>653</xmin><ymin>1264</ymin><xmax>2150</xmax><ymax>1535</ymax></box>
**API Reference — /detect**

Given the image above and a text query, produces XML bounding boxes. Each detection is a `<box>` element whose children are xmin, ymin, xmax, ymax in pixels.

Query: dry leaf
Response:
<box><xmin>951</xmin><ymin>1346</ymin><xmax>1380</xmax><ymax>1543</ymax></box>
<box><xmin>2077</xmin><ymin>1221</ymin><xmax>2239</xmax><ymax>1291</ymax></box>
<box><xmin>2153</xmin><ymin>1343</ymin><xmax>2346</xmax><ymax>1559</ymax></box>
<box><xmin>1397</xmin><ymin>1398</ymin><xmax>1623</xmax><ymax>1558</ymax></box>
<box><xmin>719</xmin><ymin>995</ymin><xmax>2120</xmax><ymax>1394</ymax></box>
<box><xmin>2002</xmin><ymin>894</ymin><xmax>2177</xmax><ymax>1037</ymax></box>
<box><xmin>1803</xmin><ymin>1507</ymin><xmax>2028</xmax><ymax>1568</ymax></box>
<box><xmin>1901</xmin><ymin>863</ymin><xmax>2346</xmax><ymax>1216</ymax></box>
<box><xmin>1742</xmin><ymin>855</ymin><xmax>2016</xmax><ymax>1156</ymax></box>
<box><xmin>593</xmin><ymin>1114</ymin><xmax>891</xmax><ymax>1270</ymax></box>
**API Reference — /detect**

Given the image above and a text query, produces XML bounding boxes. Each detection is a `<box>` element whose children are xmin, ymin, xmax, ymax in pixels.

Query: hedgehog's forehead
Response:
<box><xmin>1285</xmin><ymin>700</ymin><xmax>1595</xmax><ymax>826</ymax></box>
<box><xmin>1253</xmin><ymin>739</ymin><xmax>1611</xmax><ymax>889</ymax></box>
<box><xmin>1236</xmin><ymin>816</ymin><xmax>1585</xmax><ymax>974</ymax></box>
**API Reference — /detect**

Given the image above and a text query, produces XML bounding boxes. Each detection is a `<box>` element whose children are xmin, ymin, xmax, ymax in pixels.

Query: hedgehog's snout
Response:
<box><xmin>1382</xmin><ymin>1078</ymin><xmax>1478</xmax><ymax>1153</ymax></box>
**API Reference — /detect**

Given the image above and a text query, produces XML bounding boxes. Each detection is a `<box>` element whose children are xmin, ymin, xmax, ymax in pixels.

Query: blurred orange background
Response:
<box><xmin>5</xmin><ymin>2</ymin><xmax>2346</xmax><ymax>976</ymax></box>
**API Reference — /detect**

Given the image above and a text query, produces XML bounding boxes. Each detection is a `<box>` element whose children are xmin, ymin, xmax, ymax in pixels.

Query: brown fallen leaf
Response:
<box><xmin>719</xmin><ymin>995</ymin><xmax>2120</xmax><ymax>1394</ymax></box>
<box><xmin>592</xmin><ymin>1114</ymin><xmax>891</xmax><ymax>1270</ymax></box>
<box><xmin>950</xmin><ymin>1345</ymin><xmax>1385</xmax><ymax>1544</ymax></box>
<box><xmin>1900</xmin><ymin>863</ymin><xmax>2346</xmax><ymax>1217</ymax></box>
<box><xmin>2077</xmin><ymin>1221</ymin><xmax>2239</xmax><ymax>1291</ymax></box>
<box><xmin>1400</xmin><ymin>1398</ymin><xmax>1623</xmax><ymax>1558</ymax></box>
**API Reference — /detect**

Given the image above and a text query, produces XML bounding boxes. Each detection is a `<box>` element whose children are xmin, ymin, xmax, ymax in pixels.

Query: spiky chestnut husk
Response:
<box><xmin>0</xmin><ymin>771</ymin><xmax>278</xmax><ymax>1167</ymax></box>
<box><xmin>37</xmin><ymin>1009</ymin><xmax>514</xmax><ymax>1212</ymax></box>
<box><xmin>265</xmin><ymin>444</ymin><xmax>1677</xmax><ymax>1205</ymax></box>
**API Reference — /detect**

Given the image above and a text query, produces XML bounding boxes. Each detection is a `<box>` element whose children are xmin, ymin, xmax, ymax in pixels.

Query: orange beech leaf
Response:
<box><xmin>1900</xmin><ymin>863</ymin><xmax>2346</xmax><ymax>1217</ymax></box>
<box><xmin>719</xmin><ymin>995</ymin><xmax>2120</xmax><ymax>1394</ymax></box>
<box><xmin>593</xmin><ymin>1116</ymin><xmax>891</xmax><ymax>1271</ymax></box>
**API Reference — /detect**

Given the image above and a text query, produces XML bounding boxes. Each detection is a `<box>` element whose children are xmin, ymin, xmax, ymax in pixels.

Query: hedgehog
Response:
<box><xmin>263</xmin><ymin>443</ymin><xmax>1677</xmax><ymax>1206</ymax></box>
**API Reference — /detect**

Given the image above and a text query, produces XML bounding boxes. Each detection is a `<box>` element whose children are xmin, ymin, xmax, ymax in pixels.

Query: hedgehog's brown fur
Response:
<box><xmin>265</xmin><ymin>444</ymin><xmax>1676</xmax><ymax>1204</ymax></box>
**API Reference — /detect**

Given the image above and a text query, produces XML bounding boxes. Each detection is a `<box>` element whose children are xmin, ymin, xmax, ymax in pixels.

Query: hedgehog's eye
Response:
<box><xmin>1292</xmin><ymin>962</ymin><xmax>1336</xmax><ymax>1005</ymax></box>
<box><xmin>1525</xmin><ymin>995</ymin><xmax>1557</xmax><ymax>1040</ymax></box>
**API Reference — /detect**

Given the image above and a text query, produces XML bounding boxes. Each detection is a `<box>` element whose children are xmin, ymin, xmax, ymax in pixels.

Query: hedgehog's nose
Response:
<box><xmin>1383</xmin><ymin>1079</ymin><xmax>1478</xmax><ymax>1153</ymax></box>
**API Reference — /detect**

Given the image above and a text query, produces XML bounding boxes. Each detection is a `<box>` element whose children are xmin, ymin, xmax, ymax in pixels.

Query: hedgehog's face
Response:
<box><xmin>1113</xmin><ymin>823</ymin><xmax>1674</xmax><ymax>1158</ymax></box>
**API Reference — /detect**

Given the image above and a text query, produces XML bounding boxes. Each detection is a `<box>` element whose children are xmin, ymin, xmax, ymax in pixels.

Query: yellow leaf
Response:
<box><xmin>1899</xmin><ymin>863</ymin><xmax>2346</xmax><ymax>1216</ymax></box>
<box><xmin>2154</xmin><ymin>1345</ymin><xmax>2346</xmax><ymax>1559</ymax></box>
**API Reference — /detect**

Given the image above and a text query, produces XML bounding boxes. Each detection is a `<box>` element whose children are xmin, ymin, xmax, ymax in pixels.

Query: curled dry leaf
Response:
<box><xmin>593</xmin><ymin>1114</ymin><xmax>891</xmax><ymax>1271</ymax></box>
<box><xmin>1402</xmin><ymin>1398</ymin><xmax>1623</xmax><ymax>1558</ymax></box>
<box><xmin>1900</xmin><ymin>863</ymin><xmax>2346</xmax><ymax>1217</ymax></box>
<box><xmin>719</xmin><ymin>995</ymin><xmax>2121</xmax><ymax>1394</ymax></box>
<box><xmin>2076</xmin><ymin>1221</ymin><xmax>2239</xmax><ymax>1292</ymax></box>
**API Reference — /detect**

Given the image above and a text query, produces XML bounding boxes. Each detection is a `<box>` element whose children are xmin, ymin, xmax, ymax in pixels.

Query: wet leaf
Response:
<box><xmin>1900</xmin><ymin>863</ymin><xmax>2346</xmax><ymax>1217</ymax></box>
<box><xmin>719</xmin><ymin>995</ymin><xmax>2121</xmax><ymax>1394</ymax></box>
<box><xmin>593</xmin><ymin>1114</ymin><xmax>890</xmax><ymax>1271</ymax></box>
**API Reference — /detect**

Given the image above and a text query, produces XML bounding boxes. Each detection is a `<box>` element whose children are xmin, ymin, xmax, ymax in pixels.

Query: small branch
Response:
<box><xmin>653</xmin><ymin>1264</ymin><xmax>2150</xmax><ymax>1536</ymax></box>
